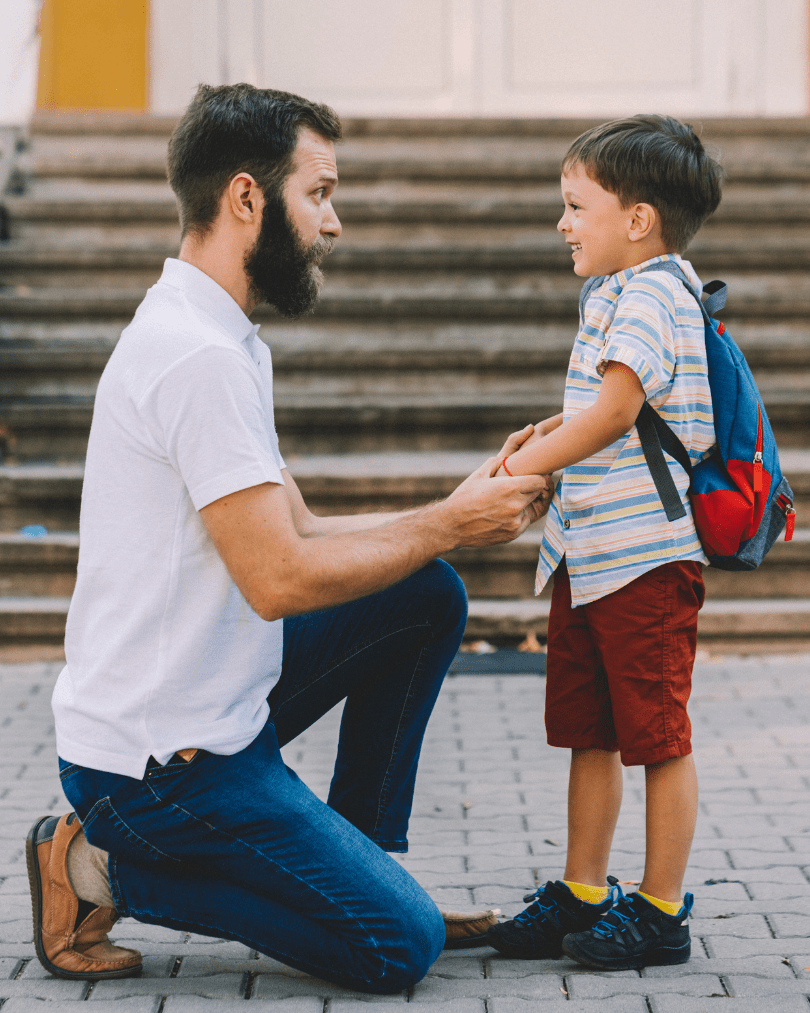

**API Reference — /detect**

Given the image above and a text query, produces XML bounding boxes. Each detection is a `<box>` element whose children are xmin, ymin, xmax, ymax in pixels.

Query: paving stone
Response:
<box><xmin>2</xmin><ymin>1001</ymin><xmax>160</xmax><ymax>1013</ymax></box>
<box><xmin>0</xmin><ymin>976</ymin><xmax>88</xmax><ymax>999</ymax></box>
<box><xmin>252</xmin><ymin>973</ymin><xmax>407</xmax><ymax>1002</ymax></box>
<box><xmin>410</xmin><ymin>973</ymin><xmax>567</xmax><ymax>1001</ymax></box>
<box><xmin>367</xmin><ymin>1002</ymin><xmax>484</xmax><ymax>1013</ymax></box>
<box><xmin>489</xmin><ymin>1000</ymin><xmax>648</xmax><ymax>1013</ymax></box>
<box><xmin>565</xmin><ymin>973</ymin><xmax>726</xmax><ymax>999</ymax></box>
<box><xmin>0</xmin><ymin>956</ymin><xmax>20</xmax><ymax>977</ymax></box>
<box><xmin>89</xmin><ymin>972</ymin><xmax>245</xmax><ymax>1000</ymax></box>
<box><xmin>641</xmin><ymin>955</ymin><xmax>794</xmax><ymax>978</ymax></box>
<box><xmin>704</xmin><ymin>936</ymin><xmax>808</xmax><ymax>957</ymax></box>
<box><xmin>178</xmin><ymin>1001</ymin><xmax>324</xmax><ymax>1012</ymax></box>
<box><xmin>725</xmin><ymin>975</ymin><xmax>810</xmax><ymax>996</ymax></box>
<box><xmin>651</xmin><ymin>998</ymin><xmax>810</xmax><ymax>1013</ymax></box>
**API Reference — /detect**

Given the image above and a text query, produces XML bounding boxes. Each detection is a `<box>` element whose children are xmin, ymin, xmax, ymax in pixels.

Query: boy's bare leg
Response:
<box><xmin>639</xmin><ymin>754</ymin><xmax>698</xmax><ymax>903</ymax></box>
<box><xmin>563</xmin><ymin>748</ymin><xmax>623</xmax><ymax>886</ymax></box>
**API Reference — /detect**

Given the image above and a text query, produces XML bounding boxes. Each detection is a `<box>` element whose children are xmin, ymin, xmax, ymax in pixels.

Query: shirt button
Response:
<box><xmin>563</xmin><ymin>519</ymin><xmax>571</xmax><ymax>529</ymax></box>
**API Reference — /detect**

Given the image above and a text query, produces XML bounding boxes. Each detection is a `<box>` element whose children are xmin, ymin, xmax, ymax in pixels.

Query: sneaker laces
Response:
<box><xmin>591</xmin><ymin>889</ymin><xmax>692</xmax><ymax>939</ymax></box>
<box><xmin>516</xmin><ymin>876</ymin><xmax>623</xmax><ymax>929</ymax></box>
<box><xmin>514</xmin><ymin>888</ymin><xmax>558</xmax><ymax>927</ymax></box>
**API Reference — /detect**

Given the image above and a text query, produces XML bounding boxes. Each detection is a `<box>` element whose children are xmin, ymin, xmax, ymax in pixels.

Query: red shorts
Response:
<box><xmin>545</xmin><ymin>560</ymin><xmax>705</xmax><ymax>766</ymax></box>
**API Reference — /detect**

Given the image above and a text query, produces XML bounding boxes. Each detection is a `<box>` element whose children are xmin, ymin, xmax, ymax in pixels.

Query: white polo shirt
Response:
<box><xmin>52</xmin><ymin>259</ymin><xmax>287</xmax><ymax>778</ymax></box>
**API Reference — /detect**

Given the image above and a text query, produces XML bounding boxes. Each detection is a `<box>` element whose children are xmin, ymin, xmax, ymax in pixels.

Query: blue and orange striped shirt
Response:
<box><xmin>536</xmin><ymin>254</ymin><xmax>716</xmax><ymax>606</ymax></box>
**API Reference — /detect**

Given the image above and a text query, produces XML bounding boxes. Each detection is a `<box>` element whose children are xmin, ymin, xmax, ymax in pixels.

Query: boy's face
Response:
<box><xmin>558</xmin><ymin>162</ymin><xmax>639</xmax><ymax>278</ymax></box>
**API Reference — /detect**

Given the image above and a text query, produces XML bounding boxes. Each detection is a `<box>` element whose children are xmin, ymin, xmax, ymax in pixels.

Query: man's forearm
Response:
<box><xmin>297</xmin><ymin>508</ymin><xmax>418</xmax><ymax>537</ymax></box>
<box><xmin>202</xmin><ymin>462</ymin><xmax>548</xmax><ymax>623</ymax></box>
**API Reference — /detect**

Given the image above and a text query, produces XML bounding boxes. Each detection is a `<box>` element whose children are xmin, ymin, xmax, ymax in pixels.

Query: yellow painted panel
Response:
<box><xmin>37</xmin><ymin>0</ymin><xmax>148</xmax><ymax>110</ymax></box>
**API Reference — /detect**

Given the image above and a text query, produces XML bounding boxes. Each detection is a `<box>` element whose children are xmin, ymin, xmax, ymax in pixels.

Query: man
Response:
<box><xmin>26</xmin><ymin>84</ymin><xmax>550</xmax><ymax>995</ymax></box>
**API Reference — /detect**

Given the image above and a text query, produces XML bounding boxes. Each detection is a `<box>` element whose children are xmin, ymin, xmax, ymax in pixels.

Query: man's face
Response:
<box><xmin>244</xmin><ymin>128</ymin><xmax>342</xmax><ymax>318</ymax></box>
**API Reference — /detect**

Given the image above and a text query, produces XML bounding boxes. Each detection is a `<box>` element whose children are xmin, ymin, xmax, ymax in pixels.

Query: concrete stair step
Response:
<box><xmin>7</xmin><ymin>179</ymin><xmax>810</xmax><ymax>226</ymax></box>
<box><xmin>6</xmin><ymin>226</ymin><xmax>810</xmax><ymax>279</ymax></box>
<box><xmin>2</xmin><ymin>595</ymin><xmax>809</xmax><ymax>646</ymax></box>
<box><xmin>2</xmin><ymin>527</ymin><xmax>806</xmax><ymax>601</ymax></box>
<box><xmin>3</xmin><ymin>272</ymin><xmax>810</xmax><ymax>322</ymax></box>
<box><xmin>466</xmin><ymin>597</ymin><xmax>810</xmax><ymax>643</ymax></box>
<box><xmin>2</xmin><ymin>319</ymin><xmax>809</xmax><ymax>373</ymax></box>
<box><xmin>2</xmin><ymin>450</ymin><xmax>808</xmax><ymax>528</ymax></box>
<box><xmin>26</xmin><ymin>113</ymin><xmax>810</xmax><ymax>139</ymax></box>
<box><xmin>3</xmin><ymin>373</ymin><xmax>809</xmax><ymax>459</ymax></box>
<box><xmin>20</xmin><ymin>132</ymin><xmax>810</xmax><ymax>184</ymax></box>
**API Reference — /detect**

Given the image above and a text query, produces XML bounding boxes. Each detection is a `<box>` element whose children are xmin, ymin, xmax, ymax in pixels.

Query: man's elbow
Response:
<box><xmin>242</xmin><ymin>572</ymin><xmax>312</xmax><ymax>623</ymax></box>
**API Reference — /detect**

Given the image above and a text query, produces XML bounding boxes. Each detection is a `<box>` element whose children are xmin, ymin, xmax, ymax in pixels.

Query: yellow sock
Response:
<box><xmin>563</xmin><ymin>880</ymin><xmax>608</xmax><ymax>904</ymax></box>
<box><xmin>638</xmin><ymin>890</ymin><xmax>683</xmax><ymax>916</ymax></box>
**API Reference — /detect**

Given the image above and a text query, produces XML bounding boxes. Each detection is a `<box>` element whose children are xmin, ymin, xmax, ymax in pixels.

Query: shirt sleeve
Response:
<box><xmin>143</xmin><ymin>344</ymin><xmax>286</xmax><ymax>510</ymax></box>
<box><xmin>597</xmin><ymin>273</ymin><xmax>677</xmax><ymax>399</ymax></box>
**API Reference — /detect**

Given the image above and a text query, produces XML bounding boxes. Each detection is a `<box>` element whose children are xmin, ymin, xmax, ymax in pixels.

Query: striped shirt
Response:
<box><xmin>536</xmin><ymin>253</ymin><xmax>716</xmax><ymax>607</ymax></box>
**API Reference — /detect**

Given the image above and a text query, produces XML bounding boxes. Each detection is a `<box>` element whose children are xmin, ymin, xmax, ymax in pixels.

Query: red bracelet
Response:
<box><xmin>501</xmin><ymin>457</ymin><xmax>514</xmax><ymax>477</ymax></box>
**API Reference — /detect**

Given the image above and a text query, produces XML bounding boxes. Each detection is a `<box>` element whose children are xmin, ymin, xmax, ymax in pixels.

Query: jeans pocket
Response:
<box><xmin>82</xmin><ymin>794</ymin><xmax>179</xmax><ymax>863</ymax></box>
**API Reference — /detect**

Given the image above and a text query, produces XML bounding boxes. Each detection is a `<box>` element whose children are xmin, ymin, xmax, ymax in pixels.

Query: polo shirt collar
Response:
<box><xmin>158</xmin><ymin>258</ymin><xmax>259</xmax><ymax>344</ymax></box>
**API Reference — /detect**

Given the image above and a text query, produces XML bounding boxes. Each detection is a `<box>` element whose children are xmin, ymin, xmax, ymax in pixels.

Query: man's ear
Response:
<box><xmin>225</xmin><ymin>173</ymin><xmax>264</xmax><ymax>225</ymax></box>
<box><xmin>628</xmin><ymin>202</ymin><xmax>657</xmax><ymax>243</ymax></box>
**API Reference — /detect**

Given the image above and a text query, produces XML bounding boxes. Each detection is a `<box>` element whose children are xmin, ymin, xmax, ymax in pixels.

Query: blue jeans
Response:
<box><xmin>58</xmin><ymin>559</ymin><xmax>467</xmax><ymax>993</ymax></box>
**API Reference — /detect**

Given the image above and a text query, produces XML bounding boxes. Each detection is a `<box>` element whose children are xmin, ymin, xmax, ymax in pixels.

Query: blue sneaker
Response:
<box><xmin>562</xmin><ymin>891</ymin><xmax>694</xmax><ymax>970</ymax></box>
<box><xmin>486</xmin><ymin>878</ymin><xmax>621</xmax><ymax>959</ymax></box>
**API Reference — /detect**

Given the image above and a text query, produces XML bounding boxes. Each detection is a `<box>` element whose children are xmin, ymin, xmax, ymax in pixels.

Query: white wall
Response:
<box><xmin>0</xmin><ymin>0</ymin><xmax>42</xmax><ymax>125</ymax></box>
<box><xmin>150</xmin><ymin>0</ymin><xmax>809</xmax><ymax>117</ymax></box>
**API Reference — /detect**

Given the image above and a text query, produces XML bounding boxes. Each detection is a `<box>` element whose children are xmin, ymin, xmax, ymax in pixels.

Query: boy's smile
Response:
<box><xmin>558</xmin><ymin>162</ymin><xmax>660</xmax><ymax>278</ymax></box>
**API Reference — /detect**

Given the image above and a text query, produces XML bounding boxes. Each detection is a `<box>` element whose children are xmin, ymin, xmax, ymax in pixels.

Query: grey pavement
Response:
<box><xmin>2</xmin><ymin>653</ymin><xmax>810</xmax><ymax>1011</ymax></box>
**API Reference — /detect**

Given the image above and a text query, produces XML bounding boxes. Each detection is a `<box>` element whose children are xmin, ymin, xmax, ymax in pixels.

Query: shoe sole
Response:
<box><xmin>486</xmin><ymin>931</ymin><xmax>563</xmax><ymax>960</ymax></box>
<box><xmin>561</xmin><ymin>933</ymin><xmax>690</xmax><ymax>971</ymax></box>
<box><xmin>444</xmin><ymin>932</ymin><xmax>493</xmax><ymax>950</ymax></box>
<box><xmin>26</xmin><ymin>815</ymin><xmax>142</xmax><ymax>981</ymax></box>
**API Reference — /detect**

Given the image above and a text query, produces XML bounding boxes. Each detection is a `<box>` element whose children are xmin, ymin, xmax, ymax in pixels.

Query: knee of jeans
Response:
<box><xmin>423</xmin><ymin>559</ymin><xmax>468</xmax><ymax>630</ymax></box>
<box><xmin>366</xmin><ymin>901</ymin><xmax>445</xmax><ymax>993</ymax></box>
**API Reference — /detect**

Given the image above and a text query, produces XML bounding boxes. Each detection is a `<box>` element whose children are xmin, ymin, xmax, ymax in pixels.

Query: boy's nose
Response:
<box><xmin>557</xmin><ymin>214</ymin><xmax>568</xmax><ymax>233</ymax></box>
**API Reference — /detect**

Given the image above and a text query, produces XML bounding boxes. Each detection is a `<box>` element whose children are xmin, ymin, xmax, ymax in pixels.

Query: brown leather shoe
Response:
<box><xmin>26</xmin><ymin>813</ymin><xmax>142</xmax><ymax>979</ymax></box>
<box><xmin>442</xmin><ymin>907</ymin><xmax>500</xmax><ymax>949</ymax></box>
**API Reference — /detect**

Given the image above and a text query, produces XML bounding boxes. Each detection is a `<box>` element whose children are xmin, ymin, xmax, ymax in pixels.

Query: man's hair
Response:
<box><xmin>562</xmin><ymin>114</ymin><xmax>723</xmax><ymax>252</ymax></box>
<box><xmin>167</xmin><ymin>83</ymin><xmax>342</xmax><ymax>239</ymax></box>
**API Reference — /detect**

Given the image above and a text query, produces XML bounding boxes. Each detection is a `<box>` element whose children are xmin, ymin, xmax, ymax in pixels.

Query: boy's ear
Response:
<box><xmin>627</xmin><ymin>202</ymin><xmax>657</xmax><ymax>243</ymax></box>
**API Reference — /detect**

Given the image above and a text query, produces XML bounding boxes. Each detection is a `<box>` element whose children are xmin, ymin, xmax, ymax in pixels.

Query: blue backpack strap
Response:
<box><xmin>636</xmin><ymin>259</ymin><xmax>727</xmax><ymax>323</ymax></box>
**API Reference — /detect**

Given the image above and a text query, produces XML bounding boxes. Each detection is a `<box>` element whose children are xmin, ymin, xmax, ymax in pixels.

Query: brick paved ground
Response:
<box><xmin>2</xmin><ymin>653</ymin><xmax>810</xmax><ymax>1012</ymax></box>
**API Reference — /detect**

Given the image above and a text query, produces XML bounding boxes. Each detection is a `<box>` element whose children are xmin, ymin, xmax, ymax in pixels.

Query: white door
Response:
<box><xmin>150</xmin><ymin>0</ymin><xmax>809</xmax><ymax>117</ymax></box>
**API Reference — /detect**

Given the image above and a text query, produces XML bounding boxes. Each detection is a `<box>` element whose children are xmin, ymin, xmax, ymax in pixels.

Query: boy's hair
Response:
<box><xmin>167</xmin><ymin>83</ymin><xmax>342</xmax><ymax>239</ymax></box>
<box><xmin>562</xmin><ymin>114</ymin><xmax>723</xmax><ymax>252</ymax></box>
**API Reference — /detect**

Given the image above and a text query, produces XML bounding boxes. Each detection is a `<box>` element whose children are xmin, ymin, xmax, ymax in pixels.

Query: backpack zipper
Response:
<box><xmin>752</xmin><ymin>405</ymin><xmax>763</xmax><ymax>495</ymax></box>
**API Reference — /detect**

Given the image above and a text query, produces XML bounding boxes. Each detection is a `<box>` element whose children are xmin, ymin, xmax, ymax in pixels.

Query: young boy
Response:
<box><xmin>486</xmin><ymin>115</ymin><xmax>723</xmax><ymax>970</ymax></box>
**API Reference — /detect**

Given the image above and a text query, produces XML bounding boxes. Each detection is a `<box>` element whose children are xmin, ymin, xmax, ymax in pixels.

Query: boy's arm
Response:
<box><xmin>497</xmin><ymin>364</ymin><xmax>645</xmax><ymax>477</ymax></box>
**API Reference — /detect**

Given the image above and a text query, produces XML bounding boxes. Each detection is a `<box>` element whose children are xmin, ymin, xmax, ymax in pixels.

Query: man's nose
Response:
<box><xmin>323</xmin><ymin>202</ymin><xmax>342</xmax><ymax>239</ymax></box>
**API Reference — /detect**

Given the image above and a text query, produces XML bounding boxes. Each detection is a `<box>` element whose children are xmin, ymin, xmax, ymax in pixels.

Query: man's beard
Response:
<box><xmin>244</xmin><ymin>194</ymin><xmax>334</xmax><ymax>318</ymax></box>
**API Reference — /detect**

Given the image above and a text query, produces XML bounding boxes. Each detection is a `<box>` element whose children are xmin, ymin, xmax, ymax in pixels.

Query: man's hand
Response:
<box><xmin>437</xmin><ymin>457</ymin><xmax>550</xmax><ymax>548</ymax></box>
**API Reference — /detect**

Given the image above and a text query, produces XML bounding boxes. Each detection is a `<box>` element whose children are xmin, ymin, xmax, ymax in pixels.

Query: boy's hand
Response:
<box><xmin>495</xmin><ymin>424</ymin><xmax>536</xmax><ymax>463</ymax></box>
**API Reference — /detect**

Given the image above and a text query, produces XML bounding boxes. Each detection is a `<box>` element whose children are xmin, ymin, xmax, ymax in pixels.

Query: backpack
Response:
<box><xmin>580</xmin><ymin>262</ymin><xmax>796</xmax><ymax>571</ymax></box>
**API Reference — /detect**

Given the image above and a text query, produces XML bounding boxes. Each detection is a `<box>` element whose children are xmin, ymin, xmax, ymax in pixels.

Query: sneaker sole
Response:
<box><xmin>486</xmin><ymin>930</ymin><xmax>564</xmax><ymax>960</ymax></box>
<box><xmin>561</xmin><ymin>934</ymin><xmax>690</xmax><ymax>971</ymax></box>
<box><xmin>26</xmin><ymin>815</ymin><xmax>143</xmax><ymax>981</ymax></box>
